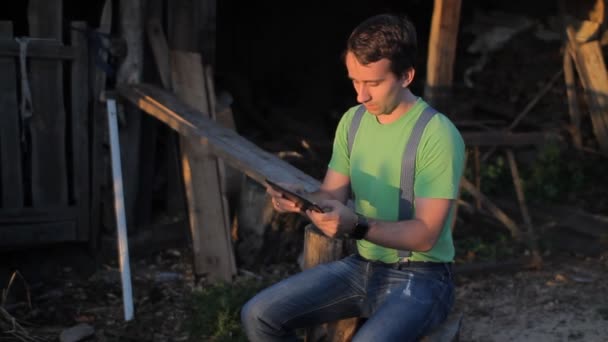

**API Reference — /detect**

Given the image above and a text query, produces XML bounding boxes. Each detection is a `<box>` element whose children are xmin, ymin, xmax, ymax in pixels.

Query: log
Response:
<box><xmin>425</xmin><ymin>0</ymin><xmax>462</xmax><ymax>109</ymax></box>
<box><xmin>303</xmin><ymin>225</ymin><xmax>358</xmax><ymax>342</ymax></box>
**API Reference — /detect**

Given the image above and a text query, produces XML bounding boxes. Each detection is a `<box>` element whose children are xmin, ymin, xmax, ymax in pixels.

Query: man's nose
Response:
<box><xmin>356</xmin><ymin>85</ymin><xmax>371</xmax><ymax>103</ymax></box>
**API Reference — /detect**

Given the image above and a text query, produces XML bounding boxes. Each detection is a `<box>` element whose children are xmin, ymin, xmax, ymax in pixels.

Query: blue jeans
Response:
<box><xmin>241</xmin><ymin>254</ymin><xmax>454</xmax><ymax>341</ymax></box>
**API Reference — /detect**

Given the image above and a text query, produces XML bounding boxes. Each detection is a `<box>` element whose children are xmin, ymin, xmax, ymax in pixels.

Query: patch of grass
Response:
<box><xmin>189</xmin><ymin>279</ymin><xmax>269</xmax><ymax>341</ymax></box>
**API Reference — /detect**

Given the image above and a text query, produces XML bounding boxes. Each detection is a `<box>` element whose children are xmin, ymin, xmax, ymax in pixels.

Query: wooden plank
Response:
<box><xmin>171</xmin><ymin>51</ymin><xmax>235</xmax><ymax>281</ymax></box>
<box><xmin>0</xmin><ymin>39</ymin><xmax>75</xmax><ymax>59</ymax></box>
<box><xmin>71</xmin><ymin>21</ymin><xmax>90</xmax><ymax>241</ymax></box>
<box><xmin>117</xmin><ymin>84</ymin><xmax>321</xmax><ymax>192</ymax></box>
<box><xmin>425</xmin><ymin>0</ymin><xmax>462</xmax><ymax>109</ymax></box>
<box><xmin>462</xmin><ymin>131</ymin><xmax>558</xmax><ymax>146</ymax></box>
<box><xmin>567</xmin><ymin>29</ymin><xmax>608</xmax><ymax>154</ymax></box>
<box><xmin>28</xmin><ymin>0</ymin><xmax>69</xmax><ymax>206</ymax></box>
<box><xmin>0</xmin><ymin>221</ymin><xmax>78</xmax><ymax>247</ymax></box>
<box><xmin>0</xmin><ymin>22</ymin><xmax>23</xmax><ymax>208</ymax></box>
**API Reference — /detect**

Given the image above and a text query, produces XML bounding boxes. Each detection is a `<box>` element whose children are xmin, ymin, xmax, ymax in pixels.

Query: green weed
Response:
<box><xmin>189</xmin><ymin>279</ymin><xmax>268</xmax><ymax>341</ymax></box>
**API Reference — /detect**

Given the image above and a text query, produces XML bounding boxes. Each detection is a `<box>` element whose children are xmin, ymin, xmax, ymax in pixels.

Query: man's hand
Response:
<box><xmin>266</xmin><ymin>183</ymin><xmax>305</xmax><ymax>214</ymax></box>
<box><xmin>306</xmin><ymin>199</ymin><xmax>358</xmax><ymax>238</ymax></box>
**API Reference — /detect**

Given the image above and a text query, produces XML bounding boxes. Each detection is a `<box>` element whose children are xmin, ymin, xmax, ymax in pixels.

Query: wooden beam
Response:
<box><xmin>171</xmin><ymin>51</ymin><xmax>236</xmax><ymax>281</ymax></box>
<box><xmin>117</xmin><ymin>84</ymin><xmax>321</xmax><ymax>191</ymax></box>
<box><xmin>425</xmin><ymin>0</ymin><xmax>462</xmax><ymax>109</ymax></box>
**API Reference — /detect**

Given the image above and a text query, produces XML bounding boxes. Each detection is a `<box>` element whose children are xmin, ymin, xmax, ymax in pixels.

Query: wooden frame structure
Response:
<box><xmin>0</xmin><ymin>0</ymin><xmax>90</xmax><ymax>248</ymax></box>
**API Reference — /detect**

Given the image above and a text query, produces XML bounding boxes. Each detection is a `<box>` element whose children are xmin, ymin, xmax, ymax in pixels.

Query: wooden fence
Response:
<box><xmin>0</xmin><ymin>2</ymin><xmax>90</xmax><ymax>248</ymax></box>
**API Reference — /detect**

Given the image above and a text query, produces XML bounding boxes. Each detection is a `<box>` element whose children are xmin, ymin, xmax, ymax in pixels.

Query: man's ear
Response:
<box><xmin>401</xmin><ymin>68</ymin><xmax>415</xmax><ymax>88</ymax></box>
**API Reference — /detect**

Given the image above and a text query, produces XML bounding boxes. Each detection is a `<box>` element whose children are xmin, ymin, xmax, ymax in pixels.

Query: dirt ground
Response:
<box><xmin>455</xmin><ymin>253</ymin><xmax>608</xmax><ymax>342</ymax></box>
<box><xmin>2</xmin><ymin>245</ymin><xmax>607</xmax><ymax>342</ymax></box>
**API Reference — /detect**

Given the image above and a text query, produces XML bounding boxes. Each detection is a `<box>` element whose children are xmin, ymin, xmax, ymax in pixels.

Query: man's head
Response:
<box><xmin>344</xmin><ymin>14</ymin><xmax>418</xmax><ymax>118</ymax></box>
<box><xmin>346</xmin><ymin>14</ymin><xmax>417</xmax><ymax>79</ymax></box>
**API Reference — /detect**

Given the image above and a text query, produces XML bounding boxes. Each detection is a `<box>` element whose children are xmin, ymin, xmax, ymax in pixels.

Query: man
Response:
<box><xmin>241</xmin><ymin>13</ymin><xmax>465</xmax><ymax>341</ymax></box>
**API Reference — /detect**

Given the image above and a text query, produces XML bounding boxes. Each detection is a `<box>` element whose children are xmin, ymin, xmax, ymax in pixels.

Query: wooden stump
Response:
<box><xmin>303</xmin><ymin>225</ymin><xmax>358</xmax><ymax>342</ymax></box>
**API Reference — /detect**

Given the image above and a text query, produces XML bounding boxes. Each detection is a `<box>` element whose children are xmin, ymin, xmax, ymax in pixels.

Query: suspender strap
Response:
<box><xmin>347</xmin><ymin>105</ymin><xmax>366</xmax><ymax>155</ymax></box>
<box><xmin>398</xmin><ymin>106</ymin><xmax>437</xmax><ymax>220</ymax></box>
<box><xmin>346</xmin><ymin>104</ymin><xmax>438</xmax><ymax>258</ymax></box>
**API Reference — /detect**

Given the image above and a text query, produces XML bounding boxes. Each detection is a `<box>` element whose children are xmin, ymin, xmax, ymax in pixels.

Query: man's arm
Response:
<box><xmin>307</xmin><ymin>197</ymin><xmax>453</xmax><ymax>253</ymax></box>
<box><xmin>362</xmin><ymin>197</ymin><xmax>452</xmax><ymax>252</ymax></box>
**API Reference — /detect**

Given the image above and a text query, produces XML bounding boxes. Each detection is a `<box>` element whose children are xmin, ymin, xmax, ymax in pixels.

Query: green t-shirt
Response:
<box><xmin>328</xmin><ymin>98</ymin><xmax>465</xmax><ymax>263</ymax></box>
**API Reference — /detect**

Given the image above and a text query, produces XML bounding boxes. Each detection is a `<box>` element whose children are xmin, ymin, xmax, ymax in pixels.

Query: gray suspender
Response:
<box><xmin>347</xmin><ymin>104</ymin><xmax>437</xmax><ymax>257</ymax></box>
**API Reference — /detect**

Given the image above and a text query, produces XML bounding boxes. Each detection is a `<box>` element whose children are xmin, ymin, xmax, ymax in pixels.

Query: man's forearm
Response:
<box><xmin>363</xmin><ymin>218</ymin><xmax>439</xmax><ymax>253</ymax></box>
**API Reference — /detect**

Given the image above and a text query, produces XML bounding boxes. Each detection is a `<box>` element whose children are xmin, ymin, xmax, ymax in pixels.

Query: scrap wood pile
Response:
<box><xmin>562</xmin><ymin>0</ymin><xmax>608</xmax><ymax>155</ymax></box>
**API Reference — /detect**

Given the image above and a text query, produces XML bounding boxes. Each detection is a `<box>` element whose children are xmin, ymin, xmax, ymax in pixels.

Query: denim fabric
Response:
<box><xmin>241</xmin><ymin>254</ymin><xmax>454</xmax><ymax>342</ymax></box>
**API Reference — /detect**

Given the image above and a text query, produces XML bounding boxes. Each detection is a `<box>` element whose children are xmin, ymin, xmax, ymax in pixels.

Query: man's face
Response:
<box><xmin>345</xmin><ymin>51</ymin><xmax>410</xmax><ymax>117</ymax></box>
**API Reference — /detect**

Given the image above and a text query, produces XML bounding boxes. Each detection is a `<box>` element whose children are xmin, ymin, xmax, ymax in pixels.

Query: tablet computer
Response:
<box><xmin>265</xmin><ymin>179</ymin><xmax>324</xmax><ymax>213</ymax></box>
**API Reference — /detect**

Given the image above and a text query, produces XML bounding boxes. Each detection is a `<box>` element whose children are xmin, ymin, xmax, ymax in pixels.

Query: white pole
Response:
<box><xmin>106</xmin><ymin>98</ymin><xmax>134</xmax><ymax>321</ymax></box>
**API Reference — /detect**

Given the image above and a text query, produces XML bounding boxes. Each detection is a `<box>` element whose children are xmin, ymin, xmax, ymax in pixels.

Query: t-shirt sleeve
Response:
<box><xmin>327</xmin><ymin>108</ymin><xmax>355</xmax><ymax>176</ymax></box>
<box><xmin>414</xmin><ymin>114</ymin><xmax>465</xmax><ymax>199</ymax></box>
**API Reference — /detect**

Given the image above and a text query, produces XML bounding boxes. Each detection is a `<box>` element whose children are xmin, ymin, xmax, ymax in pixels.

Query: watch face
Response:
<box><xmin>353</xmin><ymin>214</ymin><xmax>369</xmax><ymax>240</ymax></box>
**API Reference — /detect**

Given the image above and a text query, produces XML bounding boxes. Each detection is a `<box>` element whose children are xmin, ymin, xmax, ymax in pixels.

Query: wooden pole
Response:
<box><xmin>505</xmin><ymin>150</ymin><xmax>542</xmax><ymax>268</ymax></box>
<box><xmin>425</xmin><ymin>0</ymin><xmax>462</xmax><ymax>110</ymax></box>
<box><xmin>460</xmin><ymin>178</ymin><xmax>523</xmax><ymax>241</ymax></box>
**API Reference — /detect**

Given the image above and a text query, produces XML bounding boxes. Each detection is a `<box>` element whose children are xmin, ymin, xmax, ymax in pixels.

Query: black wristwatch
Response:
<box><xmin>350</xmin><ymin>213</ymin><xmax>370</xmax><ymax>240</ymax></box>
